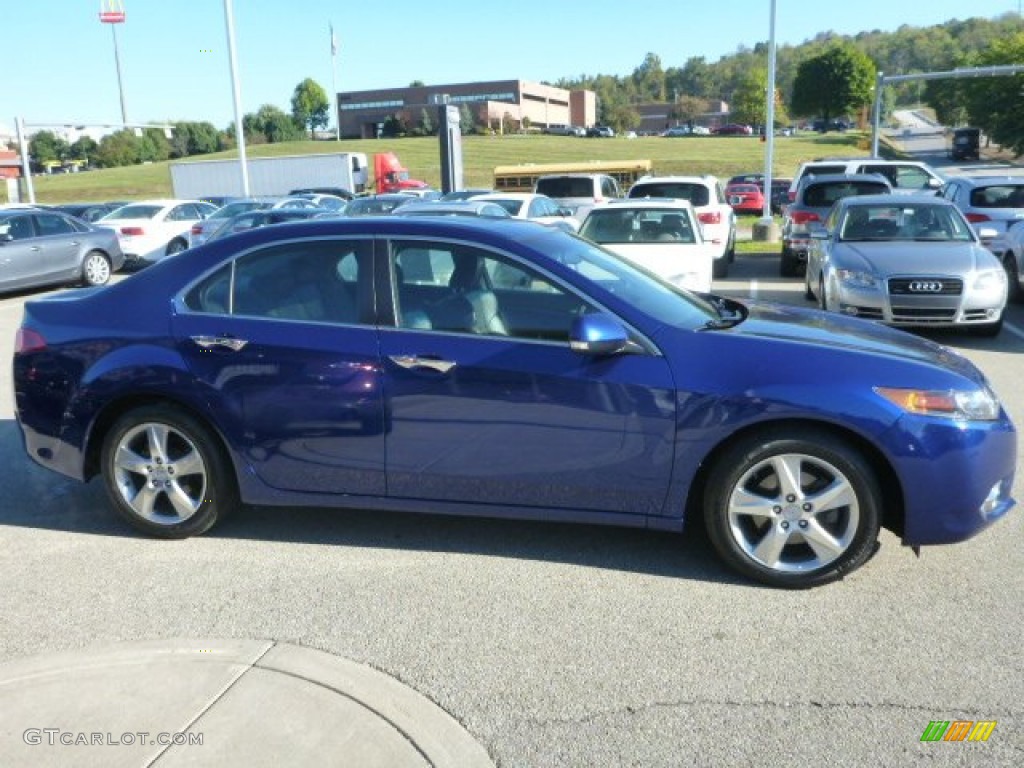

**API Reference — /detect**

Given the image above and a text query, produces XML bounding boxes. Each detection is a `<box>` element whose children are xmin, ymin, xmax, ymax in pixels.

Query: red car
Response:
<box><xmin>713</xmin><ymin>123</ymin><xmax>753</xmax><ymax>136</ymax></box>
<box><xmin>725</xmin><ymin>183</ymin><xmax>765</xmax><ymax>214</ymax></box>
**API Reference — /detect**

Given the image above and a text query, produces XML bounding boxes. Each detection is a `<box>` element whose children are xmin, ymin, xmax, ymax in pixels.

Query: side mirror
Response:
<box><xmin>976</xmin><ymin>227</ymin><xmax>998</xmax><ymax>241</ymax></box>
<box><xmin>927</xmin><ymin>178</ymin><xmax>943</xmax><ymax>189</ymax></box>
<box><xmin>569</xmin><ymin>313</ymin><xmax>629</xmax><ymax>356</ymax></box>
<box><xmin>808</xmin><ymin>223</ymin><xmax>828</xmax><ymax>239</ymax></box>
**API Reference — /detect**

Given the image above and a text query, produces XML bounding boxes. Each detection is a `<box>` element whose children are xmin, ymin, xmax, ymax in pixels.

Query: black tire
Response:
<box><xmin>703</xmin><ymin>428</ymin><xmax>882</xmax><ymax>588</ymax></box>
<box><xmin>81</xmin><ymin>250</ymin><xmax>112</xmax><ymax>286</ymax></box>
<box><xmin>1003</xmin><ymin>253</ymin><xmax>1022</xmax><ymax>304</ymax></box>
<box><xmin>780</xmin><ymin>248</ymin><xmax>798</xmax><ymax>278</ymax></box>
<box><xmin>166</xmin><ymin>238</ymin><xmax>188</xmax><ymax>257</ymax></box>
<box><xmin>100</xmin><ymin>405</ymin><xmax>237</xmax><ymax>538</ymax></box>
<box><xmin>713</xmin><ymin>255</ymin><xmax>730</xmax><ymax>279</ymax></box>
<box><xmin>818</xmin><ymin>277</ymin><xmax>828</xmax><ymax>311</ymax></box>
<box><xmin>803</xmin><ymin>267</ymin><xmax>815</xmax><ymax>301</ymax></box>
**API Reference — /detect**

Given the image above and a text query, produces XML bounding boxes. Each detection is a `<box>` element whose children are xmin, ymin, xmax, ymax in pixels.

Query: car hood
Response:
<box><xmin>718</xmin><ymin>300</ymin><xmax>983</xmax><ymax>382</ymax></box>
<box><xmin>836</xmin><ymin>241</ymin><xmax>996</xmax><ymax>275</ymax></box>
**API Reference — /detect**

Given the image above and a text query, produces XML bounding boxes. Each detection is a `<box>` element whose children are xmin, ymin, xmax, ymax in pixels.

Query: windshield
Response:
<box><xmin>102</xmin><ymin>204</ymin><xmax>162</xmax><ymax>221</ymax></box>
<box><xmin>211</xmin><ymin>201</ymin><xmax>267</xmax><ymax>219</ymax></box>
<box><xmin>522</xmin><ymin>229</ymin><xmax>719</xmax><ymax>329</ymax></box>
<box><xmin>580</xmin><ymin>208</ymin><xmax>697</xmax><ymax>244</ymax></box>
<box><xmin>487</xmin><ymin>198</ymin><xmax>525</xmax><ymax>216</ymax></box>
<box><xmin>839</xmin><ymin>204</ymin><xmax>975</xmax><ymax>242</ymax></box>
<box><xmin>536</xmin><ymin>178</ymin><xmax>593</xmax><ymax>198</ymax></box>
<box><xmin>629</xmin><ymin>182</ymin><xmax>710</xmax><ymax>206</ymax></box>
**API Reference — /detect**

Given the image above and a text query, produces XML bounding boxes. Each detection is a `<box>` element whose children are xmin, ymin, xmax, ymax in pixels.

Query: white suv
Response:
<box><xmin>788</xmin><ymin>158</ymin><xmax>943</xmax><ymax>200</ymax></box>
<box><xmin>627</xmin><ymin>175</ymin><xmax>736</xmax><ymax>277</ymax></box>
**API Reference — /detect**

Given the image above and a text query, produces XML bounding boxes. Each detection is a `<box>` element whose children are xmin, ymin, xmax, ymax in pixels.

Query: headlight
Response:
<box><xmin>837</xmin><ymin>269</ymin><xmax>879</xmax><ymax>289</ymax></box>
<box><xmin>972</xmin><ymin>268</ymin><xmax>1008</xmax><ymax>292</ymax></box>
<box><xmin>875</xmin><ymin>386</ymin><xmax>1001</xmax><ymax>421</ymax></box>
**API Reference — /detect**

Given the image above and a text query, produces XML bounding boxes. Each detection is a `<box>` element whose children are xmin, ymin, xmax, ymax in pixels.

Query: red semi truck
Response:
<box><xmin>374</xmin><ymin>152</ymin><xmax>428</xmax><ymax>194</ymax></box>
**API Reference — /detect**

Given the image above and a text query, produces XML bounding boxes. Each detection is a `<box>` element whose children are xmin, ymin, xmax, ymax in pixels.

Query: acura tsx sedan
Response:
<box><xmin>12</xmin><ymin>217</ymin><xmax>1017</xmax><ymax>588</ymax></box>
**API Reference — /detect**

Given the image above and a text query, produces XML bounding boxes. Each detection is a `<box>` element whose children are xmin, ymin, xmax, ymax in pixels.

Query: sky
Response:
<box><xmin>2</xmin><ymin>0</ymin><xmax>1020</xmax><ymax>137</ymax></box>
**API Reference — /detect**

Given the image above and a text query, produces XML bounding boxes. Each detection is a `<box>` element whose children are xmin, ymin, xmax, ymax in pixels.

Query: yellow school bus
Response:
<box><xmin>493</xmin><ymin>160</ymin><xmax>653</xmax><ymax>193</ymax></box>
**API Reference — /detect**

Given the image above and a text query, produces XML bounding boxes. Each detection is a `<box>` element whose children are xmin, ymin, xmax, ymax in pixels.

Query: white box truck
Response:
<box><xmin>169</xmin><ymin>153</ymin><xmax>369</xmax><ymax>199</ymax></box>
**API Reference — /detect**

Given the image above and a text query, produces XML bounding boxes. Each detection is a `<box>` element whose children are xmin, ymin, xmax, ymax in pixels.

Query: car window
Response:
<box><xmin>35</xmin><ymin>213</ymin><xmax>76</xmax><ymax>237</ymax></box>
<box><xmin>804</xmin><ymin>164</ymin><xmax>846</xmax><ymax>177</ymax></box>
<box><xmin>630</xmin><ymin>182</ymin><xmax>710</xmax><ymax>207</ymax></box>
<box><xmin>1</xmin><ymin>215</ymin><xmax>35</xmax><ymax>240</ymax></box>
<box><xmin>390</xmin><ymin>239</ymin><xmax>595</xmax><ymax>342</ymax></box>
<box><xmin>969</xmin><ymin>185</ymin><xmax>1024</xmax><ymax>208</ymax></box>
<box><xmin>183</xmin><ymin>239</ymin><xmax>370</xmax><ymax>324</ymax></box>
<box><xmin>601</xmin><ymin>177</ymin><xmax>620</xmax><ymax>198</ymax></box>
<box><xmin>536</xmin><ymin>177</ymin><xmax>594</xmax><ymax>198</ymax></box>
<box><xmin>839</xmin><ymin>204</ymin><xmax>973</xmax><ymax>242</ymax></box>
<box><xmin>803</xmin><ymin>181</ymin><xmax>888</xmax><ymax>207</ymax></box>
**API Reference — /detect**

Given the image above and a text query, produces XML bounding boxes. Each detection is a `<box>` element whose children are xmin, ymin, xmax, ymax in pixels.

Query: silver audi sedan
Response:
<box><xmin>804</xmin><ymin>195</ymin><xmax>1007</xmax><ymax>337</ymax></box>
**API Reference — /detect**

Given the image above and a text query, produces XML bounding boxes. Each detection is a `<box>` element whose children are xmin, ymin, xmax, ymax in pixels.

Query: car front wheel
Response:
<box><xmin>1004</xmin><ymin>252</ymin><xmax>1022</xmax><ymax>303</ymax></box>
<box><xmin>81</xmin><ymin>250</ymin><xmax>112</xmax><ymax>286</ymax></box>
<box><xmin>100</xmin><ymin>405</ymin><xmax>237</xmax><ymax>538</ymax></box>
<box><xmin>703</xmin><ymin>429</ymin><xmax>882</xmax><ymax>588</ymax></box>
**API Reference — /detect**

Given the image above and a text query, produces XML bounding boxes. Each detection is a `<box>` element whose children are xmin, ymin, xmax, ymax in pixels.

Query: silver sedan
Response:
<box><xmin>804</xmin><ymin>195</ymin><xmax>1007</xmax><ymax>336</ymax></box>
<box><xmin>0</xmin><ymin>208</ymin><xmax>125</xmax><ymax>294</ymax></box>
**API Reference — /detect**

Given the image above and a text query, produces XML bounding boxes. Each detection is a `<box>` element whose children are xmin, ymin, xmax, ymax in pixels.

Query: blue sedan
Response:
<box><xmin>12</xmin><ymin>217</ymin><xmax>1017</xmax><ymax>587</ymax></box>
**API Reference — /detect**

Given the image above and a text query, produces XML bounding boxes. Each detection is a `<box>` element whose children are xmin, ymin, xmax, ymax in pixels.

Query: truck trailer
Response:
<box><xmin>169</xmin><ymin>153</ymin><xmax>369</xmax><ymax>200</ymax></box>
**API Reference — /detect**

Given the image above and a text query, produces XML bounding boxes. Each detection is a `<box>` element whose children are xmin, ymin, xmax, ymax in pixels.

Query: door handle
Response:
<box><xmin>388</xmin><ymin>354</ymin><xmax>456</xmax><ymax>374</ymax></box>
<box><xmin>191</xmin><ymin>334</ymin><xmax>248</xmax><ymax>351</ymax></box>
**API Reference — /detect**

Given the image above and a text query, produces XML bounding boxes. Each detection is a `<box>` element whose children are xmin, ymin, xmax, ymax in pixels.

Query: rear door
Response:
<box><xmin>173</xmin><ymin>236</ymin><xmax>387</xmax><ymax>497</ymax></box>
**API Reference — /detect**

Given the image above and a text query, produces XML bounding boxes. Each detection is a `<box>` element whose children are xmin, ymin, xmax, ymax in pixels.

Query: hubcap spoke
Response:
<box><xmin>752</xmin><ymin>525</ymin><xmax>792</xmax><ymax>569</ymax></box>
<box><xmin>114</xmin><ymin>444</ymin><xmax>150</xmax><ymax>477</ymax></box>
<box><xmin>770</xmin><ymin>455</ymin><xmax>804</xmax><ymax>500</ymax></box>
<box><xmin>802</xmin><ymin>518</ymin><xmax>846</xmax><ymax>561</ymax></box>
<box><xmin>728</xmin><ymin>487</ymin><xmax>778</xmax><ymax>520</ymax></box>
<box><xmin>145</xmin><ymin>425</ymin><xmax>171</xmax><ymax>464</ymax></box>
<box><xmin>173</xmin><ymin>449</ymin><xmax>204</xmax><ymax>478</ymax></box>
<box><xmin>128</xmin><ymin>483</ymin><xmax>160</xmax><ymax>518</ymax></box>
<box><xmin>807</xmin><ymin>477</ymin><xmax>856</xmax><ymax>514</ymax></box>
<box><xmin>166</xmin><ymin>482</ymin><xmax>200</xmax><ymax>517</ymax></box>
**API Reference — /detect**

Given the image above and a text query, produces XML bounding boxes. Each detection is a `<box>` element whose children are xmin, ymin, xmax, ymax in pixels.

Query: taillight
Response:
<box><xmin>121</xmin><ymin>226</ymin><xmax>145</xmax><ymax>236</ymax></box>
<box><xmin>698</xmin><ymin>211</ymin><xmax>721</xmax><ymax>225</ymax></box>
<box><xmin>15</xmin><ymin>327</ymin><xmax>47</xmax><ymax>354</ymax></box>
<box><xmin>191</xmin><ymin>224</ymin><xmax>203</xmax><ymax>235</ymax></box>
<box><xmin>791</xmin><ymin>211</ymin><xmax>821</xmax><ymax>224</ymax></box>
<box><xmin>965</xmin><ymin>213</ymin><xmax>991</xmax><ymax>223</ymax></box>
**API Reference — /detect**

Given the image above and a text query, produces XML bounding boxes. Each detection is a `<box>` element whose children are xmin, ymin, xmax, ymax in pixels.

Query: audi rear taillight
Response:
<box><xmin>121</xmin><ymin>226</ymin><xmax>145</xmax><ymax>236</ymax></box>
<box><xmin>791</xmin><ymin>211</ymin><xmax>821</xmax><ymax>225</ymax></box>
<box><xmin>15</xmin><ymin>328</ymin><xmax>47</xmax><ymax>354</ymax></box>
<box><xmin>965</xmin><ymin>213</ymin><xmax>991</xmax><ymax>223</ymax></box>
<box><xmin>698</xmin><ymin>211</ymin><xmax>721</xmax><ymax>225</ymax></box>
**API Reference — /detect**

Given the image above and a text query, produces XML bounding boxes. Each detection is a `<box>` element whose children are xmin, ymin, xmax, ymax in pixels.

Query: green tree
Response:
<box><xmin>669</xmin><ymin>95</ymin><xmax>707</xmax><ymax>127</ymax></box>
<box><xmin>94</xmin><ymin>130</ymin><xmax>141</xmax><ymax>168</ymax></box>
<box><xmin>138</xmin><ymin>128</ymin><xmax>171</xmax><ymax>163</ymax></box>
<box><xmin>28</xmin><ymin>131</ymin><xmax>69</xmax><ymax>167</ymax></box>
<box><xmin>253</xmin><ymin>105</ymin><xmax>303</xmax><ymax>143</ymax></box>
<box><xmin>458</xmin><ymin>103</ymin><xmax>475</xmax><ymax>134</ymax></box>
<box><xmin>730</xmin><ymin>69</ymin><xmax>767</xmax><ymax>127</ymax></box>
<box><xmin>961</xmin><ymin>32</ymin><xmax>1024</xmax><ymax>154</ymax></box>
<box><xmin>791</xmin><ymin>43</ymin><xmax>876</xmax><ymax>123</ymax></box>
<box><xmin>417</xmin><ymin>108</ymin><xmax>435</xmax><ymax>136</ymax></box>
<box><xmin>291</xmin><ymin>78</ymin><xmax>330</xmax><ymax>139</ymax></box>
<box><xmin>632</xmin><ymin>52</ymin><xmax>666</xmax><ymax>102</ymax></box>
<box><xmin>68</xmin><ymin>136</ymin><xmax>98</xmax><ymax>166</ymax></box>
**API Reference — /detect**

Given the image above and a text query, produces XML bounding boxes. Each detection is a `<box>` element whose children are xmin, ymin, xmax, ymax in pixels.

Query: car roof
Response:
<box><xmin>944</xmin><ymin>175</ymin><xmax>1024</xmax><ymax>187</ymax></box>
<box><xmin>633</xmin><ymin>174</ymin><xmax>719</xmax><ymax>184</ymax></box>
<box><xmin>798</xmin><ymin>172</ymin><xmax>894</xmax><ymax>188</ymax></box>
<box><xmin>838</xmin><ymin>193</ymin><xmax>954</xmax><ymax>207</ymax></box>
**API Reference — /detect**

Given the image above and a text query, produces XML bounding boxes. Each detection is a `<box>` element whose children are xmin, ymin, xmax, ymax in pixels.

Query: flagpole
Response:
<box><xmin>330</xmin><ymin>23</ymin><xmax>339</xmax><ymax>140</ymax></box>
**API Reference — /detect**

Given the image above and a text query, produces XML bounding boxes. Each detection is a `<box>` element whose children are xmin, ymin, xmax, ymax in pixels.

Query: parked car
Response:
<box><xmin>981</xmin><ymin>222</ymin><xmax>1024</xmax><ymax>303</ymax></box>
<box><xmin>49</xmin><ymin>202</ymin><xmax>123</xmax><ymax>223</ymax></box>
<box><xmin>586</xmin><ymin>125</ymin><xmax>615</xmax><ymax>138</ymax></box>
<box><xmin>533</xmin><ymin>174</ymin><xmax>622</xmax><ymax>220</ymax></box>
<box><xmin>938</xmin><ymin>175</ymin><xmax>1024</xmax><ymax>239</ymax></box>
<box><xmin>948</xmin><ymin>127</ymin><xmax>981</xmax><ymax>161</ymax></box>
<box><xmin>788</xmin><ymin>158</ymin><xmax>943</xmax><ymax>201</ymax></box>
<box><xmin>204</xmin><ymin>208</ymin><xmax>328</xmax><ymax>243</ymax></box>
<box><xmin>0</xmin><ymin>208</ymin><xmax>125</xmax><ymax>293</ymax></box>
<box><xmin>627</xmin><ymin>175</ymin><xmax>736</xmax><ymax>277</ymax></box>
<box><xmin>391</xmin><ymin>200</ymin><xmax>512</xmax><ymax>219</ymax></box>
<box><xmin>439</xmin><ymin>189</ymin><xmax>494</xmax><ymax>202</ymax></box>
<box><xmin>804</xmin><ymin>194</ymin><xmax>1007</xmax><ymax>336</ymax></box>
<box><xmin>12</xmin><ymin>217</ymin><xmax>1016</xmax><ymax>588</ymax></box>
<box><xmin>780</xmin><ymin>174</ymin><xmax>893</xmax><ymax>276</ymax></box>
<box><xmin>725</xmin><ymin>183</ymin><xmax>765</xmax><ymax>215</ymax></box>
<box><xmin>770</xmin><ymin>178</ymin><xmax>793</xmax><ymax>215</ymax></box>
<box><xmin>662</xmin><ymin>126</ymin><xmax>692</xmax><ymax>137</ymax></box>
<box><xmin>98</xmin><ymin>199</ymin><xmax>218</xmax><ymax>267</ymax></box>
<box><xmin>470</xmin><ymin>192</ymin><xmax>579</xmax><ymax>231</ymax></box>
<box><xmin>189</xmin><ymin>197</ymin><xmax>321</xmax><ymax>247</ymax></box>
<box><xmin>713</xmin><ymin>124</ymin><xmax>753</xmax><ymax>136</ymax></box>
<box><xmin>578</xmin><ymin>199</ymin><xmax>714</xmax><ymax>292</ymax></box>
<box><xmin>339</xmin><ymin>194</ymin><xmax>419</xmax><ymax>217</ymax></box>
<box><xmin>289</xmin><ymin>193</ymin><xmax>349</xmax><ymax>211</ymax></box>
<box><xmin>289</xmin><ymin>186</ymin><xmax>355</xmax><ymax>201</ymax></box>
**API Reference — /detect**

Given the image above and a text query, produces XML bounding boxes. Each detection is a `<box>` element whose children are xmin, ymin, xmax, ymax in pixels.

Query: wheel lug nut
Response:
<box><xmin>167</xmin><ymin>467</ymin><xmax>175</xmax><ymax>475</ymax></box>
<box><xmin>786</xmin><ymin>495</ymin><xmax>796</xmax><ymax>503</ymax></box>
<box><xmin>781</xmin><ymin>521</ymin><xmax>790</xmax><ymax>530</ymax></box>
<box><xmin>773</xmin><ymin>506</ymin><xmax>782</xmax><ymax>514</ymax></box>
<box><xmin>802</xmin><ymin>503</ymin><xmax>812</xmax><ymax>512</ymax></box>
<box><xmin>799</xmin><ymin>520</ymin><xmax>808</xmax><ymax>529</ymax></box>
<box><xmin>156</xmin><ymin>458</ymin><xmax>163</xmax><ymax>465</ymax></box>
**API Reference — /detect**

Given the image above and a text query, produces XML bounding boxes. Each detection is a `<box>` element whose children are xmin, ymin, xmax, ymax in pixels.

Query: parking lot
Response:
<box><xmin>1</xmin><ymin>226</ymin><xmax>1021</xmax><ymax>765</ymax></box>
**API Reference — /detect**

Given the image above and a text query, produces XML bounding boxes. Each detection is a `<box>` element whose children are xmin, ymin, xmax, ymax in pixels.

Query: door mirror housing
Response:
<box><xmin>569</xmin><ymin>313</ymin><xmax>629</xmax><ymax>356</ymax></box>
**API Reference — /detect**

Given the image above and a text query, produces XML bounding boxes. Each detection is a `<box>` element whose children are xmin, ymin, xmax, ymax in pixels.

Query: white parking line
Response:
<box><xmin>1003</xmin><ymin>319</ymin><xmax>1024</xmax><ymax>342</ymax></box>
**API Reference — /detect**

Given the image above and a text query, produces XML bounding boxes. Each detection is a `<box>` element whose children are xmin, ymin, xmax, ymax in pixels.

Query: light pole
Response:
<box><xmin>754</xmin><ymin>0</ymin><xmax>780</xmax><ymax>242</ymax></box>
<box><xmin>99</xmin><ymin>1</ymin><xmax>128</xmax><ymax>125</ymax></box>
<box><xmin>223</xmin><ymin>0</ymin><xmax>250</xmax><ymax>196</ymax></box>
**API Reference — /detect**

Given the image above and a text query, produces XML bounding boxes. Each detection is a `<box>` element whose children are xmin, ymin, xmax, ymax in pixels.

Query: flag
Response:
<box><xmin>330</xmin><ymin>23</ymin><xmax>338</xmax><ymax>56</ymax></box>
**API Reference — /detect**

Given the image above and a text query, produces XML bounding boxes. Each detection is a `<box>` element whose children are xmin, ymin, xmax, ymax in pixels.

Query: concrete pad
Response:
<box><xmin>0</xmin><ymin>639</ymin><xmax>492</xmax><ymax>768</ymax></box>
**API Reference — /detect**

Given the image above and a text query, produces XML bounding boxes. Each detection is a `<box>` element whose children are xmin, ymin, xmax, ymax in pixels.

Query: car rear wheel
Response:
<box><xmin>703</xmin><ymin>428</ymin><xmax>882</xmax><ymax>588</ymax></box>
<box><xmin>166</xmin><ymin>238</ymin><xmax>188</xmax><ymax>256</ymax></box>
<box><xmin>818</xmin><ymin>277</ymin><xmax>829</xmax><ymax>311</ymax></box>
<box><xmin>713</xmin><ymin>255</ymin><xmax>730</xmax><ymax>279</ymax></box>
<box><xmin>81</xmin><ymin>251</ymin><xmax>112</xmax><ymax>286</ymax></box>
<box><xmin>101</xmin><ymin>405</ymin><xmax>236</xmax><ymax>538</ymax></box>
<box><xmin>1004</xmin><ymin>252</ymin><xmax>1022</xmax><ymax>303</ymax></box>
<box><xmin>780</xmin><ymin>247</ymin><xmax>799</xmax><ymax>277</ymax></box>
